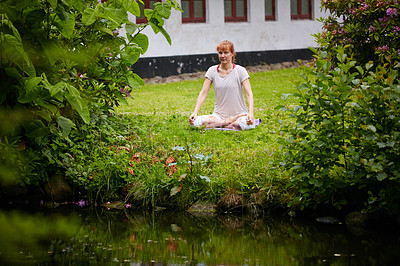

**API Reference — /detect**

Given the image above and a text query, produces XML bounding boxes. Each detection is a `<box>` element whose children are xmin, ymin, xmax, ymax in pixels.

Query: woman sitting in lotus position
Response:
<box><xmin>188</xmin><ymin>40</ymin><xmax>256</xmax><ymax>130</ymax></box>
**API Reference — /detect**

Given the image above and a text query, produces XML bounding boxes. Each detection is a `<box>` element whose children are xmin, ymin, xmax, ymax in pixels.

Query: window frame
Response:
<box><xmin>264</xmin><ymin>0</ymin><xmax>276</xmax><ymax>21</ymax></box>
<box><xmin>181</xmin><ymin>0</ymin><xmax>206</xmax><ymax>23</ymax></box>
<box><xmin>291</xmin><ymin>0</ymin><xmax>312</xmax><ymax>20</ymax></box>
<box><xmin>136</xmin><ymin>0</ymin><xmax>161</xmax><ymax>24</ymax></box>
<box><xmin>224</xmin><ymin>0</ymin><xmax>248</xmax><ymax>23</ymax></box>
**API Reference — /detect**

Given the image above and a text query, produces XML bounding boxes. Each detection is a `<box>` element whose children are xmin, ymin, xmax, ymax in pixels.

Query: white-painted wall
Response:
<box><xmin>130</xmin><ymin>0</ymin><xmax>327</xmax><ymax>58</ymax></box>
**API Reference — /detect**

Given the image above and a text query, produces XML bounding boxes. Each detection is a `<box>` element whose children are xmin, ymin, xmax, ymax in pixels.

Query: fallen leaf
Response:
<box><xmin>166</xmin><ymin>156</ymin><xmax>177</xmax><ymax>176</ymax></box>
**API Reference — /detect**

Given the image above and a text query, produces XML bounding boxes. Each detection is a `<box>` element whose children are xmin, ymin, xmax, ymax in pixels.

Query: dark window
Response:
<box><xmin>182</xmin><ymin>0</ymin><xmax>206</xmax><ymax>23</ymax></box>
<box><xmin>136</xmin><ymin>0</ymin><xmax>161</xmax><ymax>24</ymax></box>
<box><xmin>291</xmin><ymin>0</ymin><xmax>312</xmax><ymax>20</ymax></box>
<box><xmin>265</xmin><ymin>0</ymin><xmax>276</xmax><ymax>21</ymax></box>
<box><xmin>224</xmin><ymin>0</ymin><xmax>247</xmax><ymax>22</ymax></box>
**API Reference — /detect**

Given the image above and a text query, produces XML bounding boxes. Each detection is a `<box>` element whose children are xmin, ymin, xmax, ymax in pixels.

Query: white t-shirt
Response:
<box><xmin>205</xmin><ymin>64</ymin><xmax>250</xmax><ymax>119</ymax></box>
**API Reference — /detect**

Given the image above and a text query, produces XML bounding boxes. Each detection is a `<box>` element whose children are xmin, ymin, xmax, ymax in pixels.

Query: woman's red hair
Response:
<box><xmin>216</xmin><ymin>40</ymin><xmax>236</xmax><ymax>63</ymax></box>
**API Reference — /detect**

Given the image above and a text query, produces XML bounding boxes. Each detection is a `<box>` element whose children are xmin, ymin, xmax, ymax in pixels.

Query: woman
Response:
<box><xmin>188</xmin><ymin>40</ymin><xmax>255</xmax><ymax>130</ymax></box>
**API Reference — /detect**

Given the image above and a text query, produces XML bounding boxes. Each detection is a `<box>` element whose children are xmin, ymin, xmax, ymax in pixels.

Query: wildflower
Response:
<box><xmin>125</xmin><ymin>203</ymin><xmax>132</xmax><ymax>208</ymax></box>
<box><xmin>78</xmin><ymin>200</ymin><xmax>86</xmax><ymax>207</ymax></box>
<box><xmin>387</xmin><ymin>8</ymin><xmax>397</xmax><ymax>17</ymax></box>
<box><xmin>377</xmin><ymin>45</ymin><xmax>389</xmax><ymax>52</ymax></box>
<box><xmin>369</xmin><ymin>25</ymin><xmax>376</xmax><ymax>32</ymax></box>
<box><xmin>360</xmin><ymin>3</ymin><xmax>368</xmax><ymax>11</ymax></box>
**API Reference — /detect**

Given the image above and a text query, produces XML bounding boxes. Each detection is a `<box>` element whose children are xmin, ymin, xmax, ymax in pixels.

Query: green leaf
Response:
<box><xmin>2</xmin><ymin>34</ymin><xmax>35</xmax><ymax>76</ymax></box>
<box><xmin>65</xmin><ymin>84</ymin><xmax>90</xmax><ymax>124</ymax></box>
<box><xmin>94</xmin><ymin>25</ymin><xmax>114</xmax><ymax>36</ymax></box>
<box><xmin>48</xmin><ymin>0</ymin><xmax>58</xmax><ymax>10</ymax></box>
<box><xmin>70</xmin><ymin>0</ymin><xmax>86</xmax><ymax>12</ymax></box>
<box><xmin>82</xmin><ymin>8</ymin><xmax>97</xmax><ymax>26</ymax></box>
<box><xmin>121</xmin><ymin>46</ymin><xmax>141</xmax><ymax>65</ymax></box>
<box><xmin>133</xmin><ymin>33</ymin><xmax>149</xmax><ymax>53</ymax></box>
<box><xmin>125</xmin><ymin>21</ymin><xmax>139</xmax><ymax>36</ymax></box>
<box><xmin>49</xmin><ymin>81</ymin><xmax>66</xmax><ymax>97</ymax></box>
<box><xmin>355</xmin><ymin>66</ymin><xmax>364</xmax><ymax>75</ymax></box>
<box><xmin>154</xmin><ymin>3</ymin><xmax>171</xmax><ymax>19</ymax></box>
<box><xmin>1</xmin><ymin>15</ymin><xmax>22</xmax><ymax>42</ymax></box>
<box><xmin>199</xmin><ymin>175</ymin><xmax>211</xmax><ymax>182</ymax></box>
<box><xmin>336</xmin><ymin>52</ymin><xmax>347</xmax><ymax>63</ymax></box>
<box><xmin>133</xmin><ymin>73</ymin><xmax>145</xmax><ymax>86</ymax></box>
<box><xmin>61</xmin><ymin>13</ymin><xmax>76</xmax><ymax>38</ymax></box>
<box><xmin>367</xmin><ymin>125</ymin><xmax>376</xmax><ymax>132</ymax></box>
<box><xmin>24</xmin><ymin>120</ymin><xmax>49</xmax><ymax>138</ymax></box>
<box><xmin>281</xmin><ymin>93</ymin><xmax>291</xmax><ymax>101</ymax></box>
<box><xmin>57</xmin><ymin>116</ymin><xmax>75</xmax><ymax>137</ymax></box>
<box><xmin>40</xmin><ymin>39</ymin><xmax>65</xmax><ymax>66</ymax></box>
<box><xmin>101</xmin><ymin>7</ymin><xmax>127</xmax><ymax>29</ymax></box>
<box><xmin>172</xmin><ymin>145</ymin><xmax>185</xmax><ymax>151</ymax></box>
<box><xmin>377</xmin><ymin>142</ymin><xmax>386</xmax><ymax>148</ymax></box>
<box><xmin>26</xmin><ymin>77</ymin><xmax>43</xmax><ymax>91</ymax></box>
<box><xmin>309</xmin><ymin>178</ymin><xmax>323</xmax><ymax>187</ymax></box>
<box><xmin>115</xmin><ymin>92</ymin><xmax>129</xmax><ymax>105</ymax></box>
<box><xmin>170</xmin><ymin>185</ymin><xmax>181</xmax><ymax>196</ymax></box>
<box><xmin>376</xmin><ymin>172</ymin><xmax>387</xmax><ymax>181</ymax></box>
<box><xmin>149</xmin><ymin>21</ymin><xmax>160</xmax><ymax>33</ymax></box>
<box><xmin>18</xmin><ymin>77</ymin><xmax>42</xmax><ymax>103</ymax></box>
<box><xmin>144</xmin><ymin>9</ymin><xmax>155</xmax><ymax>22</ymax></box>
<box><xmin>124</xmin><ymin>0</ymin><xmax>140</xmax><ymax>17</ymax></box>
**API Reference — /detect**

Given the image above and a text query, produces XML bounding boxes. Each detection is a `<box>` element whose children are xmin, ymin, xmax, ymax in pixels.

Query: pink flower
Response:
<box><xmin>386</xmin><ymin>8</ymin><xmax>397</xmax><ymax>17</ymax></box>
<box><xmin>78</xmin><ymin>200</ymin><xmax>86</xmax><ymax>207</ymax></box>
<box><xmin>377</xmin><ymin>45</ymin><xmax>389</xmax><ymax>53</ymax></box>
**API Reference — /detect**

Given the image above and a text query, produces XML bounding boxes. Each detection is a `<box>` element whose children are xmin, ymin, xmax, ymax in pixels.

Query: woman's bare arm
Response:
<box><xmin>242</xmin><ymin>78</ymin><xmax>255</xmax><ymax>125</ymax></box>
<box><xmin>189</xmin><ymin>78</ymin><xmax>212</xmax><ymax>124</ymax></box>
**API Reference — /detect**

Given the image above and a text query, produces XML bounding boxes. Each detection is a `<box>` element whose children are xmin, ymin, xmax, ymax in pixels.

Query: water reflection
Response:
<box><xmin>0</xmin><ymin>206</ymin><xmax>399</xmax><ymax>265</ymax></box>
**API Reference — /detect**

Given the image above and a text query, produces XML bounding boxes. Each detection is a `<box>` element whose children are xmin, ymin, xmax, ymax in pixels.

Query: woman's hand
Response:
<box><xmin>189</xmin><ymin>113</ymin><xmax>197</xmax><ymax>125</ymax></box>
<box><xmin>246</xmin><ymin>113</ymin><xmax>255</xmax><ymax>125</ymax></box>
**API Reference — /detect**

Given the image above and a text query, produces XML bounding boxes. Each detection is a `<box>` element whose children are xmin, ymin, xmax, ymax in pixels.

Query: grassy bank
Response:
<box><xmin>112</xmin><ymin>68</ymin><xmax>302</xmax><ymax>210</ymax></box>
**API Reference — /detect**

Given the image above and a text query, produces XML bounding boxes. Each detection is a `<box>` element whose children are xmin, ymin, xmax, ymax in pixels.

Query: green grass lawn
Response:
<box><xmin>116</xmin><ymin>67</ymin><xmax>302</xmax><ymax>208</ymax></box>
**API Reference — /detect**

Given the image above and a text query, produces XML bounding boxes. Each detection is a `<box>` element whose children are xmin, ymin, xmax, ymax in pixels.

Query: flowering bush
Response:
<box><xmin>317</xmin><ymin>0</ymin><xmax>400</xmax><ymax>66</ymax></box>
<box><xmin>277</xmin><ymin>1</ymin><xmax>400</xmax><ymax>214</ymax></box>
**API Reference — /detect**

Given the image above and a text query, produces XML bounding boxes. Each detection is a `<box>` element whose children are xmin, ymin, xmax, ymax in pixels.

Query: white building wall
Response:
<box><xmin>138</xmin><ymin>0</ymin><xmax>327</xmax><ymax>58</ymax></box>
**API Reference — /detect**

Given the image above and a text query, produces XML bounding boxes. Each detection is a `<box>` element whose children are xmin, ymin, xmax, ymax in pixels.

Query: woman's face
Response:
<box><xmin>218</xmin><ymin>49</ymin><xmax>234</xmax><ymax>64</ymax></box>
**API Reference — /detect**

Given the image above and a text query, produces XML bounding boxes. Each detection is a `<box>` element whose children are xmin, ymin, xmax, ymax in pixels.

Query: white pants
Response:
<box><xmin>190</xmin><ymin>114</ymin><xmax>256</xmax><ymax>130</ymax></box>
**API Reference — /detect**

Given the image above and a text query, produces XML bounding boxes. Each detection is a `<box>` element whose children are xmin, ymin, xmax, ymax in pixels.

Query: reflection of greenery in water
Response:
<box><xmin>0</xmin><ymin>209</ymin><xmax>80</xmax><ymax>265</ymax></box>
<box><xmin>1</xmin><ymin>208</ymin><xmax>400</xmax><ymax>265</ymax></box>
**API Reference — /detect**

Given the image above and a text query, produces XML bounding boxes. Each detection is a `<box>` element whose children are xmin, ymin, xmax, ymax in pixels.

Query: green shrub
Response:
<box><xmin>278</xmin><ymin>46</ymin><xmax>400</xmax><ymax>213</ymax></box>
<box><xmin>0</xmin><ymin>0</ymin><xmax>181</xmax><ymax>185</ymax></box>
<box><xmin>276</xmin><ymin>0</ymin><xmax>400</xmax><ymax>214</ymax></box>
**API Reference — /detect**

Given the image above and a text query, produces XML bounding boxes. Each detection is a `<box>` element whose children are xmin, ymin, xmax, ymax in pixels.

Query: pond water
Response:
<box><xmin>0</xmin><ymin>205</ymin><xmax>399</xmax><ymax>265</ymax></box>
